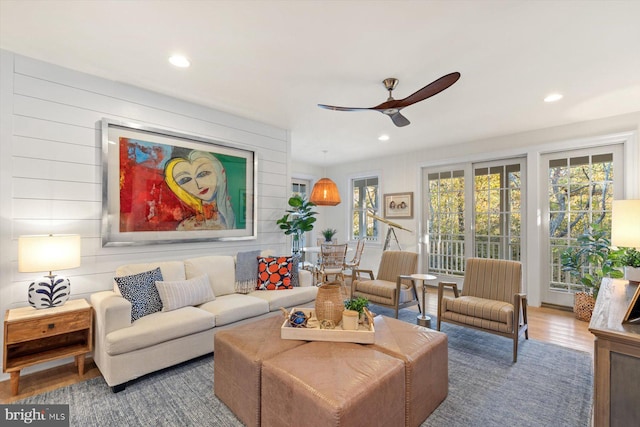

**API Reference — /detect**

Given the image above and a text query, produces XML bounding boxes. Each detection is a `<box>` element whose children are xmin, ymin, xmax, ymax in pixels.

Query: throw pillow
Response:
<box><xmin>257</xmin><ymin>256</ymin><xmax>293</xmax><ymax>290</ymax></box>
<box><xmin>114</xmin><ymin>267</ymin><xmax>164</xmax><ymax>322</ymax></box>
<box><xmin>155</xmin><ymin>274</ymin><xmax>215</xmax><ymax>312</ymax></box>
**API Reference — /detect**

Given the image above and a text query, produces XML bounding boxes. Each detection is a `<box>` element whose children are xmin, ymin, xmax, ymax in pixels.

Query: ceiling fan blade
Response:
<box><xmin>395</xmin><ymin>72</ymin><xmax>461</xmax><ymax>108</ymax></box>
<box><xmin>389</xmin><ymin>112</ymin><xmax>410</xmax><ymax>127</ymax></box>
<box><xmin>317</xmin><ymin>104</ymin><xmax>370</xmax><ymax>112</ymax></box>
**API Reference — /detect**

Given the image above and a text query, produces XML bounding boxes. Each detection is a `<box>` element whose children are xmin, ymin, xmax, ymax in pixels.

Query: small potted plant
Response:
<box><xmin>610</xmin><ymin>247</ymin><xmax>640</xmax><ymax>283</ymax></box>
<box><xmin>344</xmin><ymin>297</ymin><xmax>369</xmax><ymax>322</ymax></box>
<box><xmin>321</xmin><ymin>228</ymin><xmax>337</xmax><ymax>243</ymax></box>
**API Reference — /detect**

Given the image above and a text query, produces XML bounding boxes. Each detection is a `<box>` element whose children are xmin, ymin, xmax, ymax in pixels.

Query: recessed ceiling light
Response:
<box><xmin>378</xmin><ymin>134</ymin><xmax>390</xmax><ymax>141</ymax></box>
<box><xmin>169</xmin><ymin>55</ymin><xmax>190</xmax><ymax>68</ymax></box>
<box><xmin>544</xmin><ymin>93</ymin><xmax>563</xmax><ymax>103</ymax></box>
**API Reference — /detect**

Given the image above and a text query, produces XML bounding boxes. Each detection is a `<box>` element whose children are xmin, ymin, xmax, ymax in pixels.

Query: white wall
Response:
<box><xmin>321</xmin><ymin>112</ymin><xmax>640</xmax><ymax>305</ymax></box>
<box><xmin>0</xmin><ymin>50</ymin><xmax>293</xmax><ymax>380</ymax></box>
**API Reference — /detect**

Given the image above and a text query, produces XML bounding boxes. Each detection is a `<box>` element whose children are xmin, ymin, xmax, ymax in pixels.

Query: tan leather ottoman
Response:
<box><xmin>370</xmin><ymin>316</ymin><xmax>448</xmax><ymax>427</ymax></box>
<box><xmin>213</xmin><ymin>316</ymin><xmax>306</xmax><ymax>427</ymax></box>
<box><xmin>261</xmin><ymin>341</ymin><xmax>406</xmax><ymax>427</ymax></box>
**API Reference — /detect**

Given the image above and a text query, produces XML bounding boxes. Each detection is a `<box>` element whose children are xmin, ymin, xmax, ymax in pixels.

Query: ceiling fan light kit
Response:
<box><xmin>318</xmin><ymin>72</ymin><xmax>461</xmax><ymax>127</ymax></box>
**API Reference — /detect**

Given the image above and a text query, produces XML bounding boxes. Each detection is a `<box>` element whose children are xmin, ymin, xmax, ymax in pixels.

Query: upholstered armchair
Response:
<box><xmin>437</xmin><ymin>257</ymin><xmax>528</xmax><ymax>362</ymax></box>
<box><xmin>351</xmin><ymin>250</ymin><xmax>419</xmax><ymax>318</ymax></box>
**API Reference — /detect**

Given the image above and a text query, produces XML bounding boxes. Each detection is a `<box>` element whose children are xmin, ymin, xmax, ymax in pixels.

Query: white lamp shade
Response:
<box><xmin>611</xmin><ymin>200</ymin><xmax>640</xmax><ymax>248</ymax></box>
<box><xmin>18</xmin><ymin>234</ymin><xmax>81</xmax><ymax>273</ymax></box>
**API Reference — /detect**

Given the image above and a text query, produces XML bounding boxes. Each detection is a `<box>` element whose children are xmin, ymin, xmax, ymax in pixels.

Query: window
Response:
<box><xmin>351</xmin><ymin>176</ymin><xmax>379</xmax><ymax>241</ymax></box>
<box><xmin>291</xmin><ymin>178</ymin><xmax>310</xmax><ymax>198</ymax></box>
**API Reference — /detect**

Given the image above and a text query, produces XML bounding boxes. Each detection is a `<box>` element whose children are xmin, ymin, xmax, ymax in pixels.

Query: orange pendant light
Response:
<box><xmin>310</xmin><ymin>150</ymin><xmax>341</xmax><ymax>206</ymax></box>
<box><xmin>310</xmin><ymin>177</ymin><xmax>341</xmax><ymax>206</ymax></box>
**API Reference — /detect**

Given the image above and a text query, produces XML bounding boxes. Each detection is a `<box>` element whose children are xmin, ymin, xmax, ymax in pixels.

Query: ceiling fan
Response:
<box><xmin>318</xmin><ymin>72</ymin><xmax>461</xmax><ymax>127</ymax></box>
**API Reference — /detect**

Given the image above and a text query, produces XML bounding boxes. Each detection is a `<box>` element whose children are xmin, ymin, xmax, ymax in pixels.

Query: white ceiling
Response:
<box><xmin>1</xmin><ymin>0</ymin><xmax>639</xmax><ymax>166</ymax></box>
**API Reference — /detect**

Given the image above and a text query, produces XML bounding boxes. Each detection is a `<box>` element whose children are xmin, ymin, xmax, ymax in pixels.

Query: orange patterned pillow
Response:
<box><xmin>257</xmin><ymin>256</ymin><xmax>293</xmax><ymax>290</ymax></box>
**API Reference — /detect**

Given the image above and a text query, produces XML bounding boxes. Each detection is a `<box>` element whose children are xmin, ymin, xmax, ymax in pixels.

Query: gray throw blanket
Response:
<box><xmin>235</xmin><ymin>250</ymin><xmax>261</xmax><ymax>294</ymax></box>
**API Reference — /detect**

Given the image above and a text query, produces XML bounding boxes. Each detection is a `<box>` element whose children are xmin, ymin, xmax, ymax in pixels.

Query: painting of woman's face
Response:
<box><xmin>172</xmin><ymin>157</ymin><xmax>218</xmax><ymax>202</ymax></box>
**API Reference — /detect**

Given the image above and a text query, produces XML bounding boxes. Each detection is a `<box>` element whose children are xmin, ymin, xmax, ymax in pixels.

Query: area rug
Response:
<box><xmin>16</xmin><ymin>311</ymin><xmax>593</xmax><ymax>427</ymax></box>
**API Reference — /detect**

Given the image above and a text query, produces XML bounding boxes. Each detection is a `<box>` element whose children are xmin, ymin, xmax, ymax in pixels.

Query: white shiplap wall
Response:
<box><xmin>0</xmin><ymin>50</ymin><xmax>292</xmax><ymax>379</ymax></box>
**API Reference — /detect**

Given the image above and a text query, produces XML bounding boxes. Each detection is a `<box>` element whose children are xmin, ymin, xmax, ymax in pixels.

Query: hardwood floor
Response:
<box><xmin>0</xmin><ymin>288</ymin><xmax>594</xmax><ymax>404</ymax></box>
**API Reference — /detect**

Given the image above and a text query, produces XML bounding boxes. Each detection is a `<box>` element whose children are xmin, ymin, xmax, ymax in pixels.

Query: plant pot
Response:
<box><xmin>624</xmin><ymin>266</ymin><xmax>640</xmax><ymax>284</ymax></box>
<box><xmin>574</xmin><ymin>291</ymin><xmax>595</xmax><ymax>322</ymax></box>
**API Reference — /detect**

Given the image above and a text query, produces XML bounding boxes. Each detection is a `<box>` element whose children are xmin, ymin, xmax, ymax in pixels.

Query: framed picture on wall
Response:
<box><xmin>101</xmin><ymin>118</ymin><xmax>257</xmax><ymax>246</ymax></box>
<box><xmin>383</xmin><ymin>192</ymin><xmax>413</xmax><ymax>219</ymax></box>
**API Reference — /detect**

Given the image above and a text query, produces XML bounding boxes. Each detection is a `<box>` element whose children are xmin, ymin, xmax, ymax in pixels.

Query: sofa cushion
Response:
<box><xmin>257</xmin><ymin>256</ymin><xmax>293</xmax><ymax>290</ymax></box>
<box><xmin>114</xmin><ymin>267</ymin><xmax>164</xmax><ymax>322</ymax></box>
<box><xmin>248</xmin><ymin>286</ymin><xmax>318</xmax><ymax>311</ymax></box>
<box><xmin>198</xmin><ymin>294</ymin><xmax>269</xmax><ymax>326</ymax></box>
<box><xmin>156</xmin><ymin>274</ymin><xmax>215</xmax><ymax>312</ymax></box>
<box><xmin>185</xmin><ymin>255</ymin><xmax>236</xmax><ymax>296</ymax></box>
<box><xmin>105</xmin><ymin>306</ymin><xmax>215</xmax><ymax>356</ymax></box>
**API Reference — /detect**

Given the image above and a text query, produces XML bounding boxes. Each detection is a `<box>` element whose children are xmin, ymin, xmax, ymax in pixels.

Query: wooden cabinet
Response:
<box><xmin>589</xmin><ymin>279</ymin><xmax>640</xmax><ymax>427</ymax></box>
<box><xmin>3</xmin><ymin>299</ymin><xmax>93</xmax><ymax>396</ymax></box>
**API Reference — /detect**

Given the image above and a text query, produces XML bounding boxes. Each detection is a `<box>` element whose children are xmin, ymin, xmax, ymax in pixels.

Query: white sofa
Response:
<box><xmin>90</xmin><ymin>254</ymin><xmax>316</xmax><ymax>392</ymax></box>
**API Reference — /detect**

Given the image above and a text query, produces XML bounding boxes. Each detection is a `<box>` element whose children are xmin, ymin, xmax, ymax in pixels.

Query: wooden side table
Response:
<box><xmin>3</xmin><ymin>299</ymin><xmax>93</xmax><ymax>396</ymax></box>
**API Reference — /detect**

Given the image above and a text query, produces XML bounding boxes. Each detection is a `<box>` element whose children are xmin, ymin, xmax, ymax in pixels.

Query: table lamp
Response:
<box><xmin>18</xmin><ymin>234</ymin><xmax>81</xmax><ymax>309</ymax></box>
<box><xmin>611</xmin><ymin>199</ymin><xmax>640</xmax><ymax>284</ymax></box>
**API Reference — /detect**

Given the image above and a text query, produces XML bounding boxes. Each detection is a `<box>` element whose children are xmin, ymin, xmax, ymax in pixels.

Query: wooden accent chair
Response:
<box><xmin>343</xmin><ymin>238</ymin><xmax>365</xmax><ymax>276</ymax></box>
<box><xmin>437</xmin><ymin>257</ymin><xmax>529</xmax><ymax>362</ymax></box>
<box><xmin>318</xmin><ymin>243</ymin><xmax>348</xmax><ymax>285</ymax></box>
<box><xmin>351</xmin><ymin>251</ymin><xmax>419</xmax><ymax>318</ymax></box>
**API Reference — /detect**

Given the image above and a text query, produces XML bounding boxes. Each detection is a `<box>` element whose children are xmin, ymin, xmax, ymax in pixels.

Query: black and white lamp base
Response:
<box><xmin>28</xmin><ymin>275</ymin><xmax>70</xmax><ymax>309</ymax></box>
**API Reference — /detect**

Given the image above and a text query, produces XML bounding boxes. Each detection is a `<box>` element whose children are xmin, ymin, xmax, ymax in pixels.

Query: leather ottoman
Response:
<box><xmin>213</xmin><ymin>316</ymin><xmax>306</xmax><ymax>427</ymax></box>
<box><xmin>261</xmin><ymin>341</ymin><xmax>406</xmax><ymax>427</ymax></box>
<box><xmin>370</xmin><ymin>316</ymin><xmax>448</xmax><ymax>427</ymax></box>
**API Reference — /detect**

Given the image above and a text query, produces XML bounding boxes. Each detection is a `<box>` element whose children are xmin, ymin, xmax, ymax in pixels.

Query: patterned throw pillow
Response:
<box><xmin>114</xmin><ymin>267</ymin><xmax>164</xmax><ymax>322</ymax></box>
<box><xmin>155</xmin><ymin>274</ymin><xmax>215</xmax><ymax>311</ymax></box>
<box><xmin>257</xmin><ymin>256</ymin><xmax>293</xmax><ymax>290</ymax></box>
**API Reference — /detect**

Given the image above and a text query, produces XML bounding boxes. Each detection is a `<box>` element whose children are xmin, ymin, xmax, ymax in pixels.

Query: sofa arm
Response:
<box><xmin>298</xmin><ymin>269</ymin><xmax>312</xmax><ymax>287</ymax></box>
<box><xmin>90</xmin><ymin>291</ymin><xmax>132</xmax><ymax>336</ymax></box>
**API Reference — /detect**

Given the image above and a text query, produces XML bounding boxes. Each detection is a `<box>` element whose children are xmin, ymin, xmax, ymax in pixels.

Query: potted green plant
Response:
<box><xmin>321</xmin><ymin>228</ymin><xmax>337</xmax><ymax>242</ymax></box>
<box><xmin>610</xmin><ymin>247</ymin><xmax>640</xmax><ymax>283</ymax></box>
<box><xmin>276</xmin><ymin>195</ymin><xmax>317</xmax><ymax>254</ymax></box>
<box><xmin>561</xmin><ymin>224</ymin><xmax>624</xmax><ymax>320</ymax></box>
<box><xmin>343</xmin><ymin>296</ymin><xmax>369</xmax><ymax>315</ymax></box>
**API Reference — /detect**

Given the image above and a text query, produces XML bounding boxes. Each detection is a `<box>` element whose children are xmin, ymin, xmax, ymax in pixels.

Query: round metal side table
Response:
<box><xmin>411</xmin><ymin>273</ymin><xmax>436</xmax><ymax>328</ymax></box>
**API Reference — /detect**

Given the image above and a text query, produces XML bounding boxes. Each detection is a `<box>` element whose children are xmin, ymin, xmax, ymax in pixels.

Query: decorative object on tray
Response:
<box><xmin>342</xmin><ymin>310</ymin><xmax>358</xmax><ymax>330</ymax></box>
<box><xmin>315</xmin><ymin>283</ymin><xmax>344</xmax><ymax>325</ymax></box>
<box><xmin>288</xmin><ymin>310</ymin><xmax>308</xmax><ymax>328</ymax></box>
<box><xmin>281</xmin><ymin>307</ymin><xmax>375</xmax><ymax>343</ymax></box>
<box><xmin>344</xmin><ymin>296</ymin><xmax>369</xmax><ymax>322</ymax></box>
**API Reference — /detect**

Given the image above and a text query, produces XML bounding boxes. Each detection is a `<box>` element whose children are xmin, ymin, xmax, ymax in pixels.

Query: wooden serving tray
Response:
<box><xmin>280</xmin><ymin>307</ymin><xmax>375</xmax><ymax>344</ymax></box>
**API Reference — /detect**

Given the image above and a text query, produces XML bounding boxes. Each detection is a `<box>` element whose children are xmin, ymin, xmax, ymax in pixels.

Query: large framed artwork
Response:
<box><xmin>383</xmin><ymin>192</ymin><xmax>413</xmax><ymax>219</ymax></box>
<box><xmin>101</xmin><ymin>118</ymin><xmax>257</xmax><ymax>246</ymax></box>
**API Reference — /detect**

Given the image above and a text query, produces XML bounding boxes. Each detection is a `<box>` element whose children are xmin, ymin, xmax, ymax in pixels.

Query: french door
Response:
<box><xmin>541</xmin><ymin>145</ymin><xmax>623</xmax><ymax>307</ymax></box>
<box><xmin>423</xmin><ymin>157</ymin><xmax>525</xmax><ymax>279</ymax></box>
